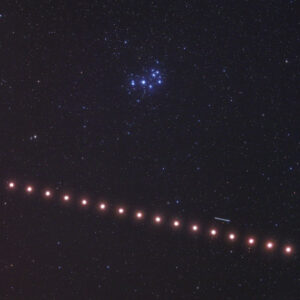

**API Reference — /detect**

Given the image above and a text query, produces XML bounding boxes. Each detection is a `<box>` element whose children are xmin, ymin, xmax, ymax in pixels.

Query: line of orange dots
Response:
<box><xmin>6</xmin><ymin>180</ymin><xmax>294</xmax><ymax>256</ymax></box>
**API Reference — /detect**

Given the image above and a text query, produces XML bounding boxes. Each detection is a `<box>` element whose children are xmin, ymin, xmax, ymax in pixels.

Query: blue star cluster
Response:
<box><xmin>127</xmin><ymin>67</ymin><xmax>163</xmax><ymax>95</ymax></box>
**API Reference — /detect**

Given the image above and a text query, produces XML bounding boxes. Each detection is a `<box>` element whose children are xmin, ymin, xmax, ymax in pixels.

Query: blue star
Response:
<box><xmin>157</xmin><ymin>80</ymin><xmax>162</xmax><ymax>84</ymax></box>
<box><xmin>130</xmin><ymin>80</ymin><xmax>135</xmax><ymax>86</ymax></box>
<box><xmin>149</xmin><ymin>84</ymin><xmax>153</xmax><ymax>89</ymax></box>
<box><xmin>141</xmin><ymin>79</ymin><xmax>146</xmax><ymax>85</ymax></box>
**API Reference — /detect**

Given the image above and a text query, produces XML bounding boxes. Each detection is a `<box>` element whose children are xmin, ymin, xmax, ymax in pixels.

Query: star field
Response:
<box><xmin>0</xmin><ymin>1</ymin><xmax>299</xmax><ymax>299</ymax></box>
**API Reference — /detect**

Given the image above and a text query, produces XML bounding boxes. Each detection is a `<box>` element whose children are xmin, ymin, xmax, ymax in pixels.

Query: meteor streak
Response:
<box><xmin>214</xmin><ymin>217</ymin><xmax>231</xmax><ymax>223</ymax></box>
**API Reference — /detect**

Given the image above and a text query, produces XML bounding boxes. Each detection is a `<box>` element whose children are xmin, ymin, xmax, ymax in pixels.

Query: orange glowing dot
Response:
<box><xmin>173</xmin><ymin>220</ymin><xmax>180</xmax><ymax>227</ymax></box>
<box><xmin>154</xmin><ymin>216</ymin><xmax>162</xmax><ymax>223</ymax></box>
<box><xmin>136</xmin><ymin>211</ymin><xmax>143</xmax><ymax>219</ymax></box>
<box><xmin>26</xmin><ymin>186</ymin><xmax>33</xmax><ymax>193</ymax></box>
<box><xmin>8</xmin><ymin>182</ymin><xmax>15</xmax><ymax>189</ymax></box>
<box><xmin>248</xmin><ymin>238</ymin><xmax>255</xmax><ymax>245</ymax></box>
<box><xmin>99</xmin><ymin>203</ymin><xmax>106</xmax><ymax>210</ymax></box>
<box><xmin>285</xmin><ymin>246</ymin><xmax>292</xmax><ymax>254</ymax></box>
<box><xmin>266</xmin><ymin>242</ymin><xmax>274</xmax><ymax>249</ymax></box>
<box><xmin>210</xmin><ymin>229</ymin><xmax>217</xmax><ymax>236</ymax></box>
<box><xmin>63</xmin><ymin>195</ymin><xmax>70</xmax><ymax>201</ymax></box>
<box><xmin>229</xmin><ymin>233</ymin><xmax>236</xmax><ymax>240</ymax></box>
<box><xmin>81</xmin><ymin>199</ymin><xmax>88</xmax><ymax>206</ymax></box>
<box><xmin>118</xmin><ymin>207</ymin><xmax>124</xmax><ymax>214</ymax></box>
<box><xmin>45</xmin><ymin>190</ymin><xmax>51</xmax><ymax>197</ymax></box>
<box><xmin>192</xmin><ymin>225</ymin><xmax>199</xmax><ymax>231</ymax></box>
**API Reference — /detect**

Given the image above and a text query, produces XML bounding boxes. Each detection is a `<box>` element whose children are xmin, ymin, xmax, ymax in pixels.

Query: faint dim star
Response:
<box><xmin>29</xmin><ymin>134</ymin><xmax>38</xmax><ymax>141</ymax></box>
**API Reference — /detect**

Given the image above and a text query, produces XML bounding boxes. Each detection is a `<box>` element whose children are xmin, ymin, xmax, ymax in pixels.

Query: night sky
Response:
<box><xmin>1</xmin><ymin>1</ymin><xmax>299</xmax><ymax>299</ymax></box>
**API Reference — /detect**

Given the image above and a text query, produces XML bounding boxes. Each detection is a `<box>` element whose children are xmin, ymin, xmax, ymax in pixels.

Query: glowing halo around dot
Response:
<box><xmin>26</xmin><ymin>185</ymin><xmax>33</xmax><ymax>193</ymax></box>
<box><xmin>81</xmin><ymin>199</ymin><xmax>88</xmax><ymax>206</ymax></box>
<box><xmin>284</xmin><ymin>246</ymin><xmax>292</xmax><ymax>254</ymax></box>
<box><xmin>248</xmin><ymin>238</ymin><xmax>255</xmax><ymax>246</ymax></box>
<box><xmin>173</xmin><ymin>220</ymin><xmax>180</xmax><ymax>227</ymax></box>
<box><xmin>136</xmin><ymin>211</ymin><xmax>143</xmax><ymax>219</ymax></box>
<box><xmin>229</xmin><ymin>233</ymin><xmax>236</xmax><ymax>240</ymax></box>
<box><xmin>63</xmin><ymin>194</ymin><xmax>70</xmax><ymax>201</ymax></box>
<box><xmin>99</xmin><ymin>203</ymin><xmax>106</xmax><ymax>210</ymax></box>
<box><xmin>210</xmin><ymin>229</ymin><xmax>217</xmax><ymax>236</ymax></box>
<box><xmin>8</xmin><ymin>181</ymin><xmax>15</xmax><ymax>189</ymax></box>
<box><xmin>191</xmin><ymin>225</ymin><xmax>199</xmax><ymax>232</ymax></box>
<box><xmin>266</xmin><ymin>241</ymin><xmax>274</xmax><ymax>250</ymax></box>
<box><xmin>154</xmin><ymin>216</ymin><xmax>162</xmax><ymax>224</ymax></box>
<box><xmin>45</xmin><ymin>190</ymin><xmax>51</xmax><ymax>197</ymax></box>
<box><xmin>118</xmin><ymin>207</ymin><xmax>125</xmax><ymax>215</ymax></box>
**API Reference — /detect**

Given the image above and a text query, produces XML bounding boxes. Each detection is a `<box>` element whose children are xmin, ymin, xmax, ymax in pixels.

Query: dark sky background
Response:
<box><xmin>1</xmin><ymin>1</ymin><xmax>299</xmax><ymax>299</ymax></box>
